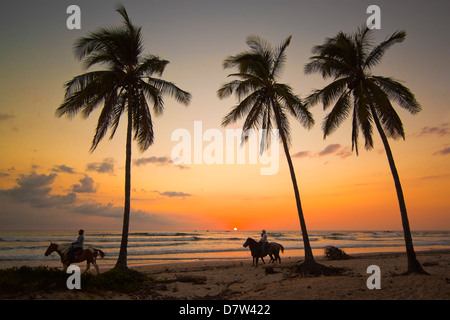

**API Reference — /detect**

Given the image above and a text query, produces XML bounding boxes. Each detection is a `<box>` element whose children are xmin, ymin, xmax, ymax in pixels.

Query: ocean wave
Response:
<box><xmin>323</xmin><ymin>236</ymin><xmax>356</xmax><ymax>241</ymax></box>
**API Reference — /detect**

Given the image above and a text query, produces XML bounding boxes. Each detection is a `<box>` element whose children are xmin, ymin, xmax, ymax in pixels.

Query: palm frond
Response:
<box><xmin>273</xmin><ymin>102</ymin><xmax>291</xmax><ymax>147</ymax></box>
<box><xmin>221</xmin><ymin>91</ymin><xmax>262</xmax><ymax>127</ymax></box>
<box><xmin>147</xmin><ymin>78</ymin><xmax>191</xmax><ymax>107</ymax></box>
<box><xmin>274</xmin><ymin>83</ymin><xmax>314</xmax><ymax>130</ymax></box>
<box><xmin>137</xmin><ymin>54</ymin><xmax>169</xmax><ymax>77</ymax></box>
<box><xmin>271</xmin><ymin>35</ymin><xmax>292</xmax><ymax>79</ymax></box>
<box><xmin>90</xmin><ymin>91</ymin><xmax>120</xmax><ymax>152</ymax></box>
<box><xmin>132</xmin><ymin>90</ymin><xmax>154</xmax><ymax>152</ymax></box>
<box><xmin>304</xmin><ymin>77</ymin><xmax>350</xmax><ymax>109</ymax></box>
<box><xmin>322</xmin><ymin>91</ymin><xmax>351</xmax><ymax>138</ymax></box>
<box><xmin>364</xmin><ymin>30</ymin><xmax>406</xmax><ymax>69</ymax></box>
<box><xmin>242</xmin><ymin>98</ymin><xmax>265</xmax><ymax>132</ymax></box>
<box><xmin>353</xmin><ymin>86</ymin><xmax>374</xmax><ymax>150</ymax></box>
<box><xmin>354</xmin><ymin>25</ymin><xmax>373</xmax><ymax>66</ymax></box>
<box><xmin>351</xmin><ymin>105</ymin><xmax>359</xmax><ymax>155</ymax></box>
<box><xmin>57</xmin><ymin>71</ymin><xmax>119</xmax><ymax>119</ymax></box>
<box><xmin>304</xmin><ymin>56</ymin><xmax>355</xmax><ymax>79</ymax></box>
<box><xmin>370</xmin><ymin>76</ymin><xmax>421</xmax><ymax>114</ymax></box>
<box><xmin>366</xmin><ymin>80</ymin><xmax>405</xmax><ymax>139</ymax></box>
<box><xmin>108</xmin><ymin>93</ymin><xmax>127</xmax><ymax>140</ymax></box>
<box><xmin>217</xmin><ymin>80</ymin><xmax>240</xmax><ymax>100</ymax></box>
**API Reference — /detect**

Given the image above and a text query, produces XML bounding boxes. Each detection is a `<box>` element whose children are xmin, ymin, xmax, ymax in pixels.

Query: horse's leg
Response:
<box><xmin>84</xmin><ymin>260</ymin><xmax>91</xmax><ymax>274</ymax></box>
<box><xmin>92</xmin><ymin>257</ymin><xmax>99</xmax><ymax>275</ymax></box>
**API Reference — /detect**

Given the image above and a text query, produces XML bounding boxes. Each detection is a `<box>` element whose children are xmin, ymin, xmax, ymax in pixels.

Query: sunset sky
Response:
<box><xmin>0</xmin><ymin>0</ymin><xmax>448</xmax><ymax>232</ymax></box>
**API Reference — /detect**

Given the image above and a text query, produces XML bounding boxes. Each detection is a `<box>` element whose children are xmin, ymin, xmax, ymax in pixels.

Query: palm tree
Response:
<box><xmin>218</xmin><ymin>35</ymin><xmax>325</xmax><ymax>272</ymax></box>
<box><xmin>304</xmin><ymin>26</ymin><xmax>427</xmax><ymax>274</ymax></box>
<box><xmin>57</xmin><ymin>5</ymin><xmax>191</xmax><ymax>271</ymax></box>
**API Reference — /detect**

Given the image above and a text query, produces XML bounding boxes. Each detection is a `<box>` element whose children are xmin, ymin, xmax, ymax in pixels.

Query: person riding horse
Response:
<box><xmin>258</xmin><ymin>229</ymin><xmax>268</xmax><ymax>255</ymax></box>
<box><xmin>66</xmin><ymin>229</ymin><xmax>84</xmax><ymax>264</ymax></box>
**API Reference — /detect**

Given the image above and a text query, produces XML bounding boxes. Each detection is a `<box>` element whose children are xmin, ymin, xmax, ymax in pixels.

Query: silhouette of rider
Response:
<box><xmin>66</xmin><ymin>229</ymin><xmax>84</xmax><ymax>264</ymax></box>
<box><xmin>258</xmin><ymin>229</ymin><xmax>268</xmax><ymax>255</ymax></box>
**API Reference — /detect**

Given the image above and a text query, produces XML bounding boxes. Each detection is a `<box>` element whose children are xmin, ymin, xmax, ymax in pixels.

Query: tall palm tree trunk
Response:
<box><xmin>272</xmin><ymin>102</ymin><xmax>314</xmax><ymax>262</ymax></box>
<box><xmin>115</xmin><ymin>107</ymin><xmax>133</xmax><ymax>271</ymax></box>
<box><xmin>281</xmin><ymin>136</ymin><xmax>315</xmax><ymax>262</ymax></box>
<box><xmin>370</xmin><ymin>105</ymin><xmax>428</xmax><ymax>275</ymax></box>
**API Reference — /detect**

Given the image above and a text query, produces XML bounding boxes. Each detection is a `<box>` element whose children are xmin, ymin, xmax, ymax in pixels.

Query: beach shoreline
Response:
<box><xmin>6</xmin><ymin>248</ymin><xmax>449</xmax><ymax>300</ymax></box>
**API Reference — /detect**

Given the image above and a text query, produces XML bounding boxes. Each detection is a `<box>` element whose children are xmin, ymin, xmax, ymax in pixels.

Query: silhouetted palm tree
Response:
<box><xmin>218</xmin><ymin>35</ymin><xmax>322</xmax><ymax>270</ymax></box>
<box><xmin>57</xmin><ymin>5</ymin><xmax>191</xmax><ymax>271</ymax></box>
<box><xmin>304</xmin><ymin>26</ymin><xmax>427</xmax><ymax>274</ymax></box>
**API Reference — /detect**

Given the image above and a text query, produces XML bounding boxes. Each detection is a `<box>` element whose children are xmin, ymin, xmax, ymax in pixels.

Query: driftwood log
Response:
<box><xmin>324</xmin><ymin>246</ymin><xmax>352</xmax><ymax>260</ymax></box>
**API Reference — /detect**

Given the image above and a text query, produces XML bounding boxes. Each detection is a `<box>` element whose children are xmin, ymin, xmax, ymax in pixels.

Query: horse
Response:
<box><xmin>243</xmin><ymin>237</ymin><xmax>284</xmax><ymax>267</ymax></box>
<box><xmin>44</xmin><ymin>242</ymin><xmax>105</xmax><ymax>274</ymax></box>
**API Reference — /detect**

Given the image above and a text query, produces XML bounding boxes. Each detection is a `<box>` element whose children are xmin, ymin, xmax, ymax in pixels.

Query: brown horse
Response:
<box><xmin>44</xmin><ymin>242</ymin><xmax>105</xmax><ymax>274</ymax></box>
<box><xmin>243</xmin><ymin>237</ymin><xmax>284</xmax><ymax>267</ymax></box>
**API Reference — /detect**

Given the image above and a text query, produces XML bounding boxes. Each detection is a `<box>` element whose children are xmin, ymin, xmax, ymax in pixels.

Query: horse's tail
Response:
<box><xmin>280</xmin><ymin>244</ymin><xmax>284</xmax><ymax>254</ymax></box>
<box><xmin>96</xmin><ymin>249</ymin><xmax>105</xmax><ymax>260</ymax></box>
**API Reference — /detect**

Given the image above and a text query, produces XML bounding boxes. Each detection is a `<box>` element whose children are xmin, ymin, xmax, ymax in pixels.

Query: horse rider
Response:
<box><xmin>258</xmin><ymin>229</ymin><xmax>268</xmax><ymax>255</ymax></box>
<box><xmin>66</xmin><ymin>229</ymin><xmax>84</xmax><ymax>264</ymax></box>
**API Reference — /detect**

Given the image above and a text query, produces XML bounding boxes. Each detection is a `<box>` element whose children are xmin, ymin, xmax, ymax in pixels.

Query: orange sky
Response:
<box><xmin>0</xmin><ymin>0</ymin><xmax>449</xmax><ymax>231</ymax></box>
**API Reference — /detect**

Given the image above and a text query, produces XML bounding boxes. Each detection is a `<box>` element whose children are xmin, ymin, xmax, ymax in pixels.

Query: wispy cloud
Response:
<box><xmin>292</xmin><ymin>151</ymin><xmax>310</xmax><ymax>158</ymax></box>
<box><xmin>294</xmin><ymin>144</ymin><xmax>353</xmax><ymax>160</ymax></box>
<box><xmin>416</xmin><ymin>123</ymin><xmax>449</xmax><ymax>137</ymax></box>
<box><xmin>134</xmin><ymin>156</ymin><xmax>172</xmax><ymax>166</ymax></box>
<box><xmin>0</xmin><ymin>113</ymin><xmax>14</xmax><ymax>122</ymax></box>
<box><xmin>154</xmin><ymin>190</ymin><xmax>192</xmax><ymax>198</ymax></box>
<box><xmin>134</xmin><ymin>156</ymin><xmax>189</xmax><ymax>169</ymax></box>
<box><xmin>52</xmin><ymin>164</ymin><xmax>76</xmax><ymax>174</ymax></box>
<box><xmin>434</xmin><ymin>146</ymin><xmax>450</xmax><ymax>156</ymax></box>
<box><xmin>318</xmin><ymin>144</ymin><xmax>341</xmax><ymax>156</ymax></box>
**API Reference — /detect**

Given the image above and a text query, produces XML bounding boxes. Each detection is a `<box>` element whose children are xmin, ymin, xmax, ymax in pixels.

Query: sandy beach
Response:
<box><xmin>21</xmin><ymin>249</ymin><xmax>450</xmax><ymax>300</ymax></box>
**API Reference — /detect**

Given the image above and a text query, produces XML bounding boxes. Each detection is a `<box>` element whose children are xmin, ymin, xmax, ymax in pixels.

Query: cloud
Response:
<box><xmin>318</xmin><ymin>144</ymin><xmax>341</xmax><ymax>156</ymax></box>
<box><xmin>134</xmin><ymin>156</ymin><xmax>171</xmax><ymax>166</ymax></box>
<box><xmin>86</xmin><ymin>158</ymin><xmax>114</xmax><ymax>174</ymax></box>
<box><xmin>0</xmin><ymin>172</ymin><xmax>76</xmax><ymax>208</ymax></box>
<box><xmin>416</xmin><ymin>123</ymin><xmax>449</xmax><ymax>137</ymax></box>
<box><xmin>52</xmin><ymin>164</ymin><xmax>76</xmax><ymax>174</ymax></box>
<box><xmin>336</xmin><ymin>147</ymin><xmax>353</xmax><ymax>159</ymax></box>
<box><xmin>292</xmin><ymin>151</ymin><xmax>310</xmax><ymax>158</ymax></box>
<box><xmin>71</xmin><ymin>175</ymin><xmax>96</xmax><ymax>193</ymax></box>
<box><xmin>0</xmin><ymin>113</ymin><xmax>14</xmax><ymax>122</ymax></box>
<box><xmin>0</xmin><ymin>170</ymin><xmax>181</xmax><ymax>228</ymax></box>
<box><xmin>154</xmin><ymin>190</ymin><xmax>192</xmax><ymax>198</ymax></box>
<box><xmin>293</xmin><ymin>144</ymin><xmax>353</xmax><ymax>160</ymax></box>
<box><xmin>134</xmin><ymin>156</ymin><xmax>189</xmax><ymax>169</ymax></box>
<box><xmin>434</xmin><ymin>146</ymin><xmax>450</xmax><ymax>156</ymax></box>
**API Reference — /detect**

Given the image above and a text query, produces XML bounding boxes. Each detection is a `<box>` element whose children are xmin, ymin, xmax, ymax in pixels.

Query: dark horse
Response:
<box><xmin>44</xmin><ymin>242</ymin><xmax>105</xmax><ymax>274</ymax></box>
<box><xmin>243</xmin><ymin>237</ymin><xmax>284</xmax><ymax>267</ymax></box>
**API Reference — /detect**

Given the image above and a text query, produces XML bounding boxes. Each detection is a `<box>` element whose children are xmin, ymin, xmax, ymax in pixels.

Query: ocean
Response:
<box><xmin>0</xmin><ymin>230</ymin><xmax>449</xmax><ymax>269</ymax></box>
